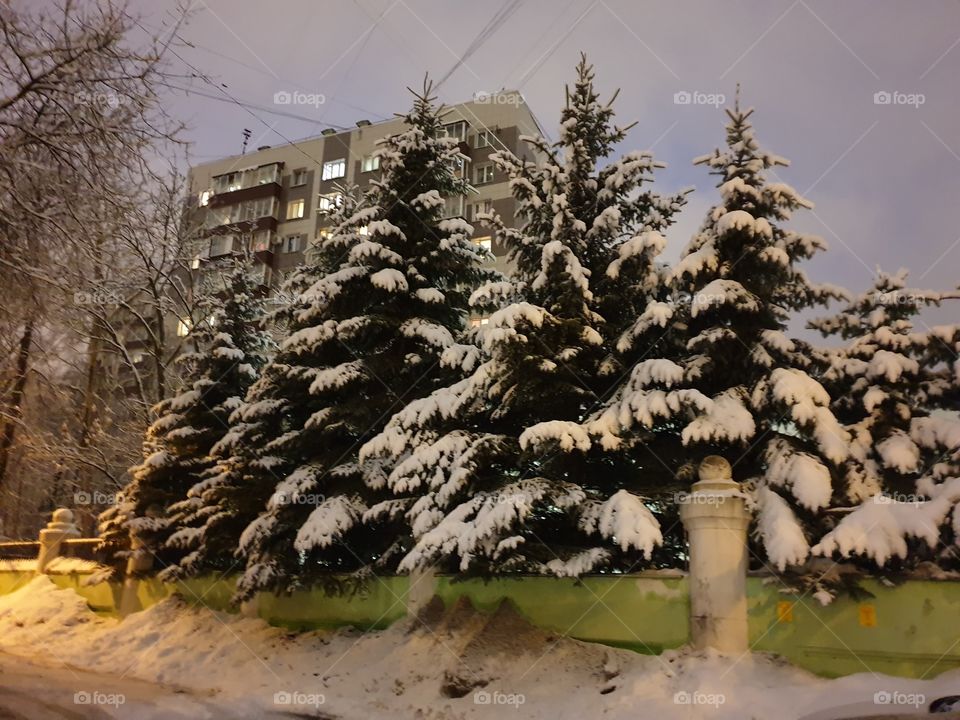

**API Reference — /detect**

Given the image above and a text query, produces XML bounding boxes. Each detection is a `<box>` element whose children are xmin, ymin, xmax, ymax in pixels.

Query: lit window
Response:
<box><xmin>198</xmin><ymin>190</ymin><xmax>210</xmax><ymax>207</ymax></box>
<box><xmin>282</xmin><ymin>235</ymin><xmax>302</xmax><ymax>253</ymax></box>
<box><xmin>322</xmin><ymin>159</ymin><xmax>345</xmax><ymax>180</ymax></box>
<box><xmin>469</xmin><ymin>317</ymin><xmax>490</xmax><ymax>327</ymax></box>
<box><xmin>357</xmin><ymin>225</ymin><xmax>369</xmax><ymax>236</ymax></box>
<box><xmin>176</xmin><ymin>319</ymin><xmax>191</xmax><ymax>337</ymax></box>
<box><xmin>471</xmin><ymin>201</ymin><xmax>493</xmax><ymax>221</ymax></box>
<box><xmin>318</xmin><ymin>193</ymin><xmax>342</xmax><ymax>213</ymax></box>
<box><xmin>443</xmin><ymin>196</ymin><xmax>464</xmax><ymax>218</ymax></box>
<box><xmin>131</xmin><ymin>351</ymin><xmax>145</xmax><ymax>364</ymax></box>
<box><xmin>475</xmin><ymin>131</ymin><xmax>490</xmax><ymax>149</ymax></box>
<box><xmin>190</xmin><ymin>256</ymin><xmax>201</xmax><ymax>269</ymax></box>
<box><xmin>362</xmin><ymin>155</ymin><xmax>380</xmax><ymax>172</ymax></box>
<box><xmin>291</xmin><ymin>168</ymin><xmax>308</xmax><ymax>186</ymax></box>
<box><xmin>252</xmin><ymin>230</ymin><xmax>272</xmax><ymax>251</ymax></box>
<box><xmin>475</xmin><ymin>164</ymin><xmax>494</xmax><ymax>185</ymax></box>
<box><xmin>286</xmin><ymin>199</ymin><xmax>305</xmax><ymax>220</ymax></box>
<box><xmin>473</xmin><ymin>236</ymin><xmax>492</xmax><ymax>252</ymax></box>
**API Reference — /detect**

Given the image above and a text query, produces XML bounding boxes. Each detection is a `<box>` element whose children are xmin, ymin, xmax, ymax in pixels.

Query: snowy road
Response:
<box><xmin>0</xmin><ymin>653</ymin><xmax>320</xmax><ymax>719</ymax></box>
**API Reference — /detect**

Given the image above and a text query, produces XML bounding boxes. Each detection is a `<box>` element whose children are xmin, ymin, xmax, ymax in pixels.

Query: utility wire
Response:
<box><xmin>435</xmin><ymin>0</ymin><xmax>524</xmax><ymax>91</ymax></box>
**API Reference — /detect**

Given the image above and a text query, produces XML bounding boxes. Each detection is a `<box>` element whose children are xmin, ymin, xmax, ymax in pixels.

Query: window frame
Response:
<box><xmin>318</xmin><ymin>192</ymin><xmax>343</xmax><ymax>214</ymax></box>
<box><xmin>282</xmin><ymin>234</ymin><xmax>302</xmax><ymax>253</ymax></box>
<box><xmin>473</xmin><ymin>236</ymin><xmax>492</xmax><ymax>252</ymax></box>
<box><xmin>474</xmin><ymin>164</ymin><xmax>495</xmax><ymax>185</ymax></box>
<box><xmin>286</xmin><ymin>198</ymin><xmax>305</xmax><ymax>220</ymax></box>
<box><xmin>442</xmin><ymin>121</ymin><xmax>466</xmax><ymax>142</ymax></box>
<box><xmin>321</xmin><ymin>158</ymin><xmax>346</xmax><ymax>181</ymax></box>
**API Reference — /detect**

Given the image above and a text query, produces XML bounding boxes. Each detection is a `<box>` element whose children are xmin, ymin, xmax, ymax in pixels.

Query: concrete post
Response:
<box><xmin>679</xmin><ymin>456</ymin><xmax>750</xmax><ymax>653</ymax></box>
<box><xmin>119</xmin><ymin>536</ymin><xmax>153</xmax><ymax>616</ymax></box>
<box><xmin>239</xmin><ymin>595</ymin><xmax>260</xmax><ymax>619</ymax></box>
<box><xmin>406</xmin><ymin>566</ymin><xmax>436</xmax><ymax>618</ymax></box>
<box><xmin>37</xmin><ymin>508</ymin><xmax>81</xmax><ymax>573</ymax></box>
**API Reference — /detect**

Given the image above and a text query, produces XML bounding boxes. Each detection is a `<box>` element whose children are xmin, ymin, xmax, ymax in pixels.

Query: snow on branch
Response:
<box><xmin>812</xmin><ymin>479</ymin><xmax>960</xmax><ymax>565</ymax></box>
<box><xmin>579</xmin><ymin>490</ymin><xmax>662</xmax><ymax>556</ymax></box>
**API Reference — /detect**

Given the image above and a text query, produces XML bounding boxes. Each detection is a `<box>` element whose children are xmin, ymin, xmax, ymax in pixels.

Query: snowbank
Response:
<box><xmin>0</xmin><ymin>577</ymin><xmax>958</xmax><ymax>719</ymax></box>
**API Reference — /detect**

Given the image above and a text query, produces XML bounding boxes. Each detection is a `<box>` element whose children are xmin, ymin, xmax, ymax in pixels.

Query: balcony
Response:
<box><xmin>208</xmin><ymin>235</ymin><xmax>242</xmax><ymax>258</ymax></box>
<box><xmin>203</xmin><ymin>229</ymin><xmax>275</xmax><ymax>261</ymax></box>
<box><xmin>204</xmin><ymin>197</ymin><xmax>279</xmax><ymax>235</ymax></box>
<box><xmin>209</xmin><ymin>163</ymin><xmax>283</xmax><ymax>207</ymax></box>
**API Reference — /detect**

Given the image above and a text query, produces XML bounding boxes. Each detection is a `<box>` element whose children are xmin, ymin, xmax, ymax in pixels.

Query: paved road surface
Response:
<box><xmin>0</xmin><ymin>652</ymin><xmax>324</xmax><ymax>719</ymax></box>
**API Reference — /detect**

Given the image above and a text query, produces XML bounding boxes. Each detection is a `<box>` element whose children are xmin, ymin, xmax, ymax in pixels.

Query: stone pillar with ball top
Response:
<box><xmin>37</xmin><ymin>508</ymin><xmax>81</xmax><ymax>572</ymax></box>
<box><xmin>679</xmin><ymin>456</ymin><xmax>750</xmax><ymax>653</ymax></box>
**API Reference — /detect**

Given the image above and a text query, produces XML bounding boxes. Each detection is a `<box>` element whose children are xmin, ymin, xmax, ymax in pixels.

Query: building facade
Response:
<box><xmin>185</xmin><ymin>91</ymin><xmax>545</xmax><ymax>292</ymax></box>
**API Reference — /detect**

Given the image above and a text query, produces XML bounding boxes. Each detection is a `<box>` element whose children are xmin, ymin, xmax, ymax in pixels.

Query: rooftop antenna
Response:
<box><xmin>241</xmin><ymin>128</ymin><xmax>252</xmax><ymax>155</ymax></box>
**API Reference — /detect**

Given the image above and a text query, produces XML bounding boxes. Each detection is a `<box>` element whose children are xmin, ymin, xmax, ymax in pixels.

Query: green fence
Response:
<box><xmin>1</xmin><ymin>569</ymin><xmax>957</xmax><ymax>679</ymax></box>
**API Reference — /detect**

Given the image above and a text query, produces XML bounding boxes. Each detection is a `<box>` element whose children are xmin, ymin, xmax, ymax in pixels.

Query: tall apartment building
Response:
<box><xmin>185</xmin><ymin>91</ymin><xmax>545</xmax><ymax>293</ymax></box>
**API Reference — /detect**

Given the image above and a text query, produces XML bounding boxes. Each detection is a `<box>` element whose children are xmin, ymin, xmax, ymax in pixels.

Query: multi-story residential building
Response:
<box><xmin>185</xmin><ymin>91</ymin><xmax>546</xmax><ymax>293</ymax></box>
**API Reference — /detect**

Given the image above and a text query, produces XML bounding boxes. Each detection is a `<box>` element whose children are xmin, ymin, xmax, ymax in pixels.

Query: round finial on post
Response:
<box><xmin>51</xmin><ymin>508</ymin><xmax>74</xmax><ymax>525</ymax></box>
<box><xmin>698</xmin><ymin>455</ymin><xmax>732</xmax><ymax>483</ymax></box>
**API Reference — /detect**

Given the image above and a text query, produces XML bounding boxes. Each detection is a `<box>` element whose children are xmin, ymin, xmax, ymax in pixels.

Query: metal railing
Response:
<box><xmin>0</xmin><ymin>540</ymin><xmax>41</xmax><ymax>559</ymax></box>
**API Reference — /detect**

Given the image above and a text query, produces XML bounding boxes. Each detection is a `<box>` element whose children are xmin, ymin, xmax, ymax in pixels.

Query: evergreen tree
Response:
<box><xmin>362</xmin><ymin>56</ymin><xmax>685</xmax><ymax>577</ymax></box>
<box><xmin>119</xmin><ymin>260</ymin><xmax>272</xmax><ymax>577</ymax></box>
<box><xmin>161</xmin><ymin>252</ymin><xmax>332</xmax><ymax>583</ymax></box>
<box><xmin>233</xmin><ymin>84</ymin><xmax>490</xmax><ymax>599</ymax></box>
<box><xmin>590</xmin><ymin>95</ymin><xmax>848</xmax><ymax>572</ymax></box>
<box><xmin>809</xmin><ymin>271</ymin><xmax>960</xmax><ymax>568</ymax></box>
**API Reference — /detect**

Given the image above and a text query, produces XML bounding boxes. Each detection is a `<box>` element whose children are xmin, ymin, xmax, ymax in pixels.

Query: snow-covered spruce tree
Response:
<box><xmin>160</xmin><ymin>249</ymin><xmax>337</xmax><ymax>584</ymax></box>
<box><xmin>118</xmin><ymin>259</ymin><xmax>272</xmax><ymax>577</ymax></box>
<box><xmin>589</xmin><ymin>96</ymin><xmax>850</xmax><ymax>573</ymax></box>
<box><xmin>809</xmin><ymin>271</ymin><xmax>960</xmax><ymax>569</ymax></box>
<box><xmin>361</xmin><ymin>56</ymin><xmax>686</xmax><ymax>578</ymax></box>
<box><xmin>233</xmin><ymin>85</ymin><xmax>490</xmax><ymax>599</ymax></box>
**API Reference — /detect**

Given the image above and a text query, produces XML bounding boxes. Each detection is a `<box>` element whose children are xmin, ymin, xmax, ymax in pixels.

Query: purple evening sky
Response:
<box><xmin>127</xmin><ymin>0</ymin><xmax>960</xmax><ymax>337</ymax></box>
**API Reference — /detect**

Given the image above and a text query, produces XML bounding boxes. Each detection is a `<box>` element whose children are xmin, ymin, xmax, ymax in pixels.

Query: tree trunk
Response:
<box><xmin>0</xmin><ymin>318</ymin><xmax>34</xmax><ymax>491</ymax></box>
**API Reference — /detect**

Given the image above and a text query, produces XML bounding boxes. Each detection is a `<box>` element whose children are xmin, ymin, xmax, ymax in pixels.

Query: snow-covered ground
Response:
<box><xmin>0</xmin><ymin>576</ymin><xmax>957</xmax><ymax>719</ymax></box>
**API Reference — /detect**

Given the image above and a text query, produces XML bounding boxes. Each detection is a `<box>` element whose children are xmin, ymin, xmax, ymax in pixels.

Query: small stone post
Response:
<box><xmin>37</xmin><ymin>508</ymin><xmax>81</xmax><ymax>572</ymax></box>
<box><xmin>119</xmin><ymin>535</ymin><xmax>154</xmax><ymax>616</ymax></box>
<box><xmin>679</xmin><ymin>456</ymin><xmax>750</xmax><ymax>653</ymax></box>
